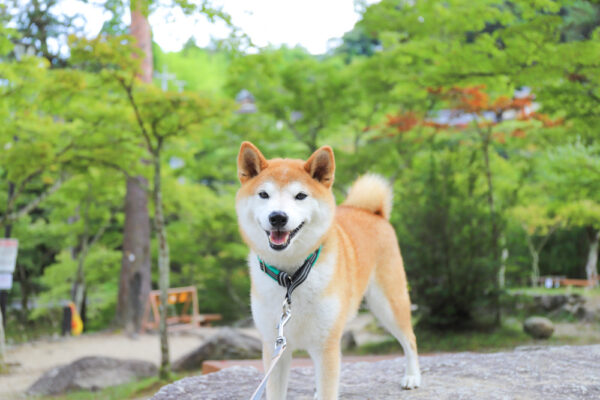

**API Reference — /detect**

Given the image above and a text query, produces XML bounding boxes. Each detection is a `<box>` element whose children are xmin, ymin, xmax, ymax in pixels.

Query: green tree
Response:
<box><xmin>541</xmin><ymin>143</ymin><xmax>600</xmax><ymax>285</ymax></box>
<box><xmin>71</xmin><ymin>34</ymin><xmax>229</xmax><ymax>378</ymax></box>
<box><xmin>511</xmin><ymin>204</ymin><xmax>562</xmax><ymax>286</ymax></box>
<box><xmin>226</xmin><ymin>48</ymin><xmax>357</xmax><ymax>152</ymax></box>
<box><xmin>4</xmin><ymin>0</ymin><xmax>84</xmax><ymax>66</ymax></box>
<box><xmin>32</xmin><ymin>170</ymin><xmax>125</xmax><ymax>329</ymax></box>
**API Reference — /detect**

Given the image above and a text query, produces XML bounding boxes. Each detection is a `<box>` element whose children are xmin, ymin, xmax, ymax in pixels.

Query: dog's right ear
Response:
<box><xmin>237</xmin><ymin>141</ymin><xmax>268</xmax><ymax>184</ymax></box>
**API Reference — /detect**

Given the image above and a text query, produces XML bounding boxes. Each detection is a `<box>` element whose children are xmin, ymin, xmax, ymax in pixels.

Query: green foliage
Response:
<box><xmin>2</xmin><ymin>0</ymin><xmax>600</xmax><ymax>338</ymax></box>
<box><xmin>541</xmin><ymin>143</ymin><xmax>600</xmax><ymax>229</ymax></box>
<box><xmin>226</xmin><ymin>47</ymin><xmax>360</xmax><ymax>151</ymax></box>
<box><xmin>159</xmin><ymin>178</ymin><xmax>249</xmax><ymax>320</ymax></box>
<box><xmin>393</xmin><ymin>138</ymin><xmax>501</xmax><ymax>327</ymax></box>
<box><xmin>153</xmin><ymin>43</ymin><xmax>230</xmax><ymax>95</ymax></box>
<box><xmin>4</xmin><ymin>0</ymin><xmax>84</xmax><ymax>66</ymax></box>
<box><xmin>32</xmin><ymin>247</ymin><xmax>121</xmax><ymax>320</ymax></box>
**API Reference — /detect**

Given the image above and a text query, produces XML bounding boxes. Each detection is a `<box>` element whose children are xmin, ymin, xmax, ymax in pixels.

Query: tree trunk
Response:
<box><xmin>73</xmin><ymin>200</ymin><xmax>113</xmax><ymax>328</ymax></box>
<box><xmin>117</xmin><ymin>177</ymin><xmax>151</xmax><ymax>334</ymax></box>
<box><xmin>531</xmin><ymin>251</ymin><xmax>540</xmax><ymax>287</ymax></box>
<box><xmin>585</xmin><ymin>228</ymin><xmax>599</xmax><ymax>287</ymax></box>
<box><xmin>116</xmin><ymin>0</ymin><xmax>153</xmax><ymax>334</ymax></box>
<box><xmin>72</xmin><ymin>203</ymin><xmax>89</xmax><ymax>317</ymax></box>
<box><xmin>130</xmin><ymin>0</ymin><xmax>153</xmax><ymax>84</ymax></box>
<box><xmin>481</xmin><ymin>133</ymin><xmax>501</xmax><ymax>325</ymax></box>
<box><xmin>498</xmin><ymin>247</ymin><xmax>508</xmax><ymax>289</ymax></box>
<box><xmin>152</xmin><ymin>151</ymin><xmax>171</xmax><ymax>380</ymax></box>
<box><xmin>72</xmin><ymin>256</ymin><xmax>86</xmax><ymax>317</ymax></box>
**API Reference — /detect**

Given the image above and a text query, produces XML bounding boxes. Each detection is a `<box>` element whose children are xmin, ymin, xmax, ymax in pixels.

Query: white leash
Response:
<box><xmin>250</xmin><ymin>299</ymin><xmax>292</xmax><ymax>400</ymax></box>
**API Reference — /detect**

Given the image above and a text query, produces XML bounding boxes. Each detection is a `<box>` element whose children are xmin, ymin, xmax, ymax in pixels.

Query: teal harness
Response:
<box><xmin>258</xmin><ymin>246</ymin><xmax>322</xmax><ymax>304</ymax></box>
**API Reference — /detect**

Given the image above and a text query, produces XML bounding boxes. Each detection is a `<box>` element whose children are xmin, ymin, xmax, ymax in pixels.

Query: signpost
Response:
<box><xmin>0</xmin><ymin>239</ymin><xmax>18</xmax><ymax>288</ymax></box>
<box><xmin>0</xmin><ymin>239</ymin><xmax>18</xmax><ymax>324</ymax></box>
<box><xmin>0</xmin><ymin>239</ymin><xmax>17</xmax><ymax>364</ymax></box>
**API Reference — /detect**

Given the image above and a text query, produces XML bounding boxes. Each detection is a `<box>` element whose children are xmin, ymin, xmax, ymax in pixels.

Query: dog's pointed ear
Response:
<box><xmin>238</xmin><ymin>141</ymin><xmax>268</xmax><ymax>184</ymax></box>
<box><xmin>304</xmin><ymin>146</ymin><xmax>335</xmax><ymax>188</ymax></box>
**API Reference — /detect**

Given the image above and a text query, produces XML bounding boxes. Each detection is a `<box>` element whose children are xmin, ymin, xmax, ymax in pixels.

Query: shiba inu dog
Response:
<box><xmin>236</xmin><ymin>142</ymin><xmax>421</xmax><ymax>399</ymax></box>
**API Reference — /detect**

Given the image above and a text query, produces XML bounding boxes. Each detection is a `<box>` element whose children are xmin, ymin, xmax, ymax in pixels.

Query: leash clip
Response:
<box><xmin>277</xmin><ymin>298</ymin><xmax>291</xmax><ymax>339</ymax></box>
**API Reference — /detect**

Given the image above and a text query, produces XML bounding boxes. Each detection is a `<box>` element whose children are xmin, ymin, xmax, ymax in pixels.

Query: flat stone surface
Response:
<box><xmin>152</xmin><ymin>345</ymin><xmax>600</xmax><ymax>400</ymax></box>
<box><xmin>201</xmin><ymin>355</ymin><xmax>399</xmax><ymax>374</ymax></box>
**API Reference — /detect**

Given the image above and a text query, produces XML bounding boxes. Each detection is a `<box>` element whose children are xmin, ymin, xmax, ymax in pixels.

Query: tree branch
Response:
<box><xmin>1</xmin><ymin>174</ymin><xmax>68</xmax><ymax>227</ymax></box>
<box><xmin>88</xmin><ymin>209</ymin><xmax>115</xmax><ymax>249</ymax></box>
<box><xmin>283</xmin><ymin>118</ymin><xmax>304</xmax><ymax>144</ymax></box>
<box><xmin>117</xmin><ymin>77</ymin><xmax>154</xmax><ymax>153</ymax></box>
<box><xmin>69</xmin><ymin>155</ymin><xmax>137</xmax><ymax>182</ymax></box>
<box><xmin>537</xmin><ymin>221</ymin><xmax>562</xmax><ymax>253</ymax></box>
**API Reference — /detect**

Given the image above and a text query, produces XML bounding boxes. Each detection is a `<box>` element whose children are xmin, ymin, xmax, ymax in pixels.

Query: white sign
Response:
<box><xmin>0</xmin><ymin>273</ymin><xmax>13</xmax><ymax>290</ymax></box>
<box><xmin>0</xmin><ymin>239</ymin><xmax>19</xmax><ymax>274</ymax></box>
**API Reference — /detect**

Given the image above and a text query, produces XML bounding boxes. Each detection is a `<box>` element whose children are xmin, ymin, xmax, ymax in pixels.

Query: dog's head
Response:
<box><xmin>236</xmin><ymin>141</ymin><xmax>336</xmax><ymax>268</ymax></box>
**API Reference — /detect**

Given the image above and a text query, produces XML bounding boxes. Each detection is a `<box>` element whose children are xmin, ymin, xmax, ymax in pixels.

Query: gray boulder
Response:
<box><xmin>152</xmin><ymin>345</ymin><xmax>600</xmax><ymax>399</ymax></box>
<box><xmin>534</xmin><ymin>294</ymin><xmax>568</xmax><ymax>311</ymax></box>
<box><xmin>172</xmin><ymin>327</ymin><xmax>262</xmax><ymax>372</ymax></box>
<box><xmin>523</xmin><ymin>316</ymin><xmax>555</xmax><ymax>339</ymax></box>
<box><xmin>27</xmin><ymin>356</ymin><xmax>157</xmax><ymax>396</ymax></box>
<box><xmin>533</xmin><ymin>294</ymin><xmax>591</xmax><ymax>319</ymax></box>
<box><xmin>340</xmin><ymin>330</ymin><xmax>357</xmax><ymax>350</ymax></box>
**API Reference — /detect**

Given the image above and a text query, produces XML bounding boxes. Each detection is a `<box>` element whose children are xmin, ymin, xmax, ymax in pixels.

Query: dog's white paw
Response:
<box><xmin>401</xmin><ymin>374</ymin><xmax>421</xmax><ymax>390</ymax></box>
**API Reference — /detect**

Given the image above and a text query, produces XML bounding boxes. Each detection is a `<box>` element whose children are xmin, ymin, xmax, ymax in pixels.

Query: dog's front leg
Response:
<box><xmin>262</xmin><ymin>342</ymin><xmax>292</xmax><ymax>400</ymax></box>
<box><xmin>310</xmin><ymin>345</ymin><xmax>341</xmax><ymax>400</ymax></box>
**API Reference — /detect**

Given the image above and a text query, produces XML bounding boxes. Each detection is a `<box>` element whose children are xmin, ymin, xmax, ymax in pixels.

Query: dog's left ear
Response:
<box><xmin>304</xmin><ymin>146</ymin><xmax>335</xmax><ymax>188</ymax></box>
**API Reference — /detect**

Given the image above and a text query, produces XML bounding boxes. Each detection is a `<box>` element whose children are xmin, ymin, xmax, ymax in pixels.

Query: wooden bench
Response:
<box><xmin>142</xmin><ymin>286</ymin><xmax>222</xmax><ymax>332</ymax></box>
<box><xmin>559</xmin><ymin>278</ymin><xmax>599</xmax><ymax>288</ymax></box>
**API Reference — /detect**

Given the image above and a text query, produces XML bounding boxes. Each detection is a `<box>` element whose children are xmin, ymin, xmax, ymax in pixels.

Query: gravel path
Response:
<box><xmin>0</xmin><ymin>328</ymin><xmax>257</xmax><ymax>399</ymax></box>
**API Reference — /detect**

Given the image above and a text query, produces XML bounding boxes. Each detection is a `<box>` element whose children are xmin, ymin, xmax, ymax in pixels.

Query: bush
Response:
<box><xmin>395</xmin><ymin>146</ymin><xmax>502</xmax><ymax>328</ymax></box>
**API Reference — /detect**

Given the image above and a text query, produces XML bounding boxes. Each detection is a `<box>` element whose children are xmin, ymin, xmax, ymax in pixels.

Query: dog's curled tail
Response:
<box><xmin>342</xmin><ymin>174</ymin><xmax>393</xmax><ymax>220</ymax></box>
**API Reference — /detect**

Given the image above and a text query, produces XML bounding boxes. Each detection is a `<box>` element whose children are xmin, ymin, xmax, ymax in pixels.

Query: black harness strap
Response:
<box><xmin>258</xmin><ymin>246</ymin><xmax>322</xmax><ymax>304</ymax></box>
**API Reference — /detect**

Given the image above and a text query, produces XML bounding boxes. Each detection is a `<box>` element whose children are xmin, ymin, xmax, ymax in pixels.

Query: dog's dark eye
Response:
<box><xmin>258</xmin><ymin>191</ymin><xmax>269</xmax><ymax>199</ymax></box>
<box><xmin>295</xmin><ymin>192</ymin><xmax>307</xmax><ymax>200</ymax></box>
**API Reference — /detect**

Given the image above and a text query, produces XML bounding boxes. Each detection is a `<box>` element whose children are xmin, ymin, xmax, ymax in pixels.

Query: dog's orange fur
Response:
<box><xmin>237</xmin><ymin>142</ymin><xmax>419</xmax><ymax>399</ymax></box>
<box><xmin>311</xmin><ymin>206</ymin><xmax>417</xmax><ymax>398</ymax></box>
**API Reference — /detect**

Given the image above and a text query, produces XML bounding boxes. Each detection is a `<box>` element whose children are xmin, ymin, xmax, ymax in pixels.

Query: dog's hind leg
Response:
<box><xmin>365</xmin><ymin>266</ymin><xmax>421</xmax><ymax>389</ymax></box>
<box><xmin>262</xmin><ymin>341</ymin><xmax>292</xmax><ymax>399</ymax></box>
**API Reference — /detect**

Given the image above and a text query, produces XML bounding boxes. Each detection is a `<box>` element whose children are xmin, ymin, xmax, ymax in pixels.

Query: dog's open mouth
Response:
<box><xmin>266</xmin><ymin>222</ymin><xmax>305</xmax><ymax>250</ymax></box>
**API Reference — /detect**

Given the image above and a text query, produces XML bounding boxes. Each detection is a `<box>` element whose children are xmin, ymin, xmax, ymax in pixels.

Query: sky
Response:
<box><xmin>54</xmin><ymin>0</ymin><xmax>379</xmax><ymax>54</ymax></box>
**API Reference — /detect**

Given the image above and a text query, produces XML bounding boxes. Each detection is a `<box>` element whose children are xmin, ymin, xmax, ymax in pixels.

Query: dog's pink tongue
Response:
<box><xmin>270</xmin><ymin>231</ymin><xmax>289</xmax><ymax>245</ymax></box>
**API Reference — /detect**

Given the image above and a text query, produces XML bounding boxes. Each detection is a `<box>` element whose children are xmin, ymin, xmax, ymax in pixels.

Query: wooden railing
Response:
<box><xmin>141</xmin><ymin>286</ymin><xmax>222</xmax><ymax>332</ymax></box>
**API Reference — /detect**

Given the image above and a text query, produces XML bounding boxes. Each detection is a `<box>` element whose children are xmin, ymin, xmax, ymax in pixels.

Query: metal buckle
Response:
<box><xmin>277</xmin><ymin>299</ymin><xmax>291</xmax><ymax>338</ymax></box>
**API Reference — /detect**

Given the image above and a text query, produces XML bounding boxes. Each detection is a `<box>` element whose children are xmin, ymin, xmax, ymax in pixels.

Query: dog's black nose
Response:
<box><xmin>269</xmin><ymin>211</ymin><xmax>288</xmax><ymax>228</ymax></box>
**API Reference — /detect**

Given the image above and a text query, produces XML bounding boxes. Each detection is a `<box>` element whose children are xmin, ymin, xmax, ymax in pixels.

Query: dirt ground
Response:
<box><xmin>0</xmin><ymin>327</ymin><xmax>258</xmax><ymax>399</ymax></box>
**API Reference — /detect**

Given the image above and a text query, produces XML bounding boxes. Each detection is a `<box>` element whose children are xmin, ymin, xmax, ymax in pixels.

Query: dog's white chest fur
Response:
<box><xmin>249</xmin><ymin>250</ymin><xmax>341</xmax><ymax>351</ymax></box>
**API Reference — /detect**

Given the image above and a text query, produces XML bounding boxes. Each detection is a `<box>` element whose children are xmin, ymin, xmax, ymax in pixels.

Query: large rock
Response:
<box><xmin>531</xmin><ymin>293</ymin><xmax>594</xmax><ymax>319</ymax></box>
<box><xmin>172</xmin><ymin>328</ymin><xmax>262</xmax><ymax>372</ymax></box>
<box><xmin>152</xmin><ymin>345</ymin><xmax>600</xmax><ymax>399</ymax></box>
<box><xmin>344</xmin><ymin>312</ymin><xmax>391</xmax><ymax>346</ymax></box>
<box><xmin>524</xmin><ymin>316</ymin><xmax>555</xmax><ymax>339</ymax></box>
<box><xmin>27</xmin><ymin>356</ymin><xmax>157</xmax><ymax>396</ymax></box>
<box><xmin>534</xmin><ymin>294</ymin><xmax>569</xmax><ymax>311</ymax></box>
